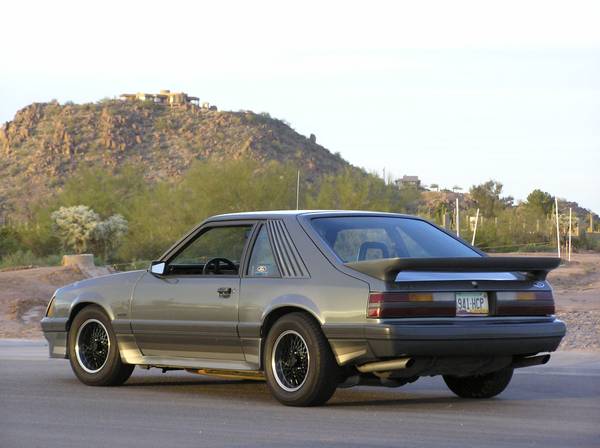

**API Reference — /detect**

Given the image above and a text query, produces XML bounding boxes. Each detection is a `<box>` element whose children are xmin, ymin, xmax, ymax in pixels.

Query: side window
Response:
<box><xmin>247</xmin><ymin>225</ymin><xmax>280</xmax><ymax>277</ymax></box>
<box><xmin>169</xmin><ymin>225</ymin><xmax>252</xmax><ymax>275</ymax></box>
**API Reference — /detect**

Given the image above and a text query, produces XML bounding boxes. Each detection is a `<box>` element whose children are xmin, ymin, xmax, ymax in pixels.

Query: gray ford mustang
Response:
<box><xmin>41</xmin><ymin>211</ymin><xmax>566</xmax><ymax>406</ymax></box>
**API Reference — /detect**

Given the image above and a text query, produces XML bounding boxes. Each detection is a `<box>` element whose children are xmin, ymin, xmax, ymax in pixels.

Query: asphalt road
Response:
<box><xmin>1</xmin><ymin>340</ymin><xmax>599</xmax><ymax>448</ymax></box>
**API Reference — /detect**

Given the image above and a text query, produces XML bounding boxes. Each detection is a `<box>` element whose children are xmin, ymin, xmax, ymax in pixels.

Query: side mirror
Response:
<box><xmin>150</xmin><ymin>261</ymin><xmax>167</xmax><ymax>276</ymax></box>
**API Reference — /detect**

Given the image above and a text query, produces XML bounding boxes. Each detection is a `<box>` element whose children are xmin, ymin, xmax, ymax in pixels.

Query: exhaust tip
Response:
<box><xmin>356</xmin><ymin>357</ymin><xmax>414</xmax><ymax>373</ymax></box>
<box><xmin>512</xmin><ymin>354</ymin><xmax>551</xmax><ymax>369</ymax></box>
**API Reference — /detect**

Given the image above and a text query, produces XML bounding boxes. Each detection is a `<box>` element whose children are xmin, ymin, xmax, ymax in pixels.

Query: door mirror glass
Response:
<box><xmin>150</xmin><ymin>261</ymin><xmax>166</xmax><ymax>276</ymax></box>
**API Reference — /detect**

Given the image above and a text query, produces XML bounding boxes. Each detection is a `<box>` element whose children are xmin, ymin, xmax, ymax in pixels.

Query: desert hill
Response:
<box><xmin>0</xmin><ymin>99</ymin><xmax>350</xmax><ymax>216</ymax></box>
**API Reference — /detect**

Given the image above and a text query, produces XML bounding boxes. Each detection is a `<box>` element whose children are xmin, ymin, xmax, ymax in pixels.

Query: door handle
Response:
<box><xmin>217</xmin><ymin>287</ymin><xmax>232</xmax><ymax>298</ymax></box>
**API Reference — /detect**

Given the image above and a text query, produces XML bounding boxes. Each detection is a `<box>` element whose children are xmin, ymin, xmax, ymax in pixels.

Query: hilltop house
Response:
<box><xmin>120</xmin><ymin>89</ymin><xmax>200</xmax><ymax>106</ymax></box>
<box><xmin>395</xmin><ymin>175</ymin><xmax>421</xmax><ymax>188</ymax></box>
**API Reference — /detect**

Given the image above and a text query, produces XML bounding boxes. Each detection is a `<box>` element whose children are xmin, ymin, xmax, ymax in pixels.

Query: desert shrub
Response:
<box><xmin>0</xmin><ymin>226</ymin><xmax>21</xmax><ymax>258</ymax></box>
<box><xmin>0</xmin><ymin>250</ymin><xmax>61</xmax><ymax>269</ymax></box>
<box><xmin>51</xmin><ymin>206</ymin><xmax>101</xmax><ymax>254</ymax></box>
<box><xmin>51</xmin><ymin>205</ymin><xmax>128</xmax><ymax>258</ymax></box>
<box><xmin>93</xmin><ymin>214</ymin><xmax>128</xmax><ymax>260</ymax></box>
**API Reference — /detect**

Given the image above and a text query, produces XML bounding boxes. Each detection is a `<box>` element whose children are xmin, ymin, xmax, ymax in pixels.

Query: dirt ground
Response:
<box><xmin>0</xmin><ymin>266</ymin><xmax>86</xmax><ymax>339</ymax></box>
<box><xmin>540</xmin><ymin>253</ymin><xmax>600</xmax><ymax>350</ymax></box>
<box><xmin>0</xmin><ymin>253</ymin><xmax>598</xmax><ymax>350</ymax></box>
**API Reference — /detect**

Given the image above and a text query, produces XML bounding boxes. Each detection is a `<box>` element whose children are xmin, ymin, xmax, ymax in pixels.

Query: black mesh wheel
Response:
<box><xmin>264</xmin><ymin>312</ymin><xmax>340</xmax><ymax>406</ymax></box>
<box><xmin>68</xmin><ymin>305</ymin><xmax>134</xmax><ymax>386</ymax></box>
<box><xmin>75</xmin><ymin>319</ymin><xmax>110</xmax><ymax>373</ymax></box>
<box><xmin>272</xmin><ymin>330</ymin><xmax>310</xmax><ymax>392</ymax></box>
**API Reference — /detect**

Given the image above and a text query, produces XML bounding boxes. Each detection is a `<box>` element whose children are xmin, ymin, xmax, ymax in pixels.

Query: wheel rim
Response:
<box><xmin>75</xmin><ymin>319</ymin><xmax>110</xmax><ymax>374</ymax></box>
<box><xmin>271</xmin><ymin>330</ymin><xmax>310</xmax><ymax>392</ymax></box>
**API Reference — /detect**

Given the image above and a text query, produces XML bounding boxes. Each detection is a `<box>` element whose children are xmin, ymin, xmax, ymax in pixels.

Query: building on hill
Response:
<box><xmin>120</xmin><ymin>89</ymin><xmax>200</xmax><ymax>106</ymax></box>
<box><xmin>395</xmin><ymin>175</ymin><xmax>421</xmax><ymax>188</ymax></box>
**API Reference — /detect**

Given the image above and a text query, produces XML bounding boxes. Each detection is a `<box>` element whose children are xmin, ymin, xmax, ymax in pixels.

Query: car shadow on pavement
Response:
<box><xmin>57</xmin><ymin>370</ymin><xmax>600</xmax><ymax>408</ymax></box>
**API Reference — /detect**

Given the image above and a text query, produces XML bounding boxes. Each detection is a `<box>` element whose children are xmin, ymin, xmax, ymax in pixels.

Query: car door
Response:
<box><xmin>130</xmin><ymin>222</ymin><xmax>255</xmax><ymax>361</ymax></box>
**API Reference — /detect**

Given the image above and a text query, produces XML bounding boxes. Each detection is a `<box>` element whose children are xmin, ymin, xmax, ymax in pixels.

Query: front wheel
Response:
<box><xmin>264</xmin><ymin>312</ymin><xmax>340</xmax><ymax>406</ymax></box>
<box><xmin>443</xmin><ymin>368</ymin><xmax>514</xmax><ymax>399</ymax></box>
<box><xmin>68</xmin><ymin>305</ymin><xmax>134</xmax><ymax>386</ymax></box>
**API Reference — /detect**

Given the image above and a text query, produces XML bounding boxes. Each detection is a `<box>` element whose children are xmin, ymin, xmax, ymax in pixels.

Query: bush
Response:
<box><xmin>52</xmin><ymin>205</ymin><xmax>101</xmax><ymax>254</ymax></box>
<box><xmin>0</xmin><ymin>250</ymin><xmax>61</xmax><ymax>269</ymax></box>
<box><xmin>51</xmin><ymin>205</ymin><xmax>128</xmax><ymax>259</ymax></box>
<box><xmin>0</xmin><ymin>226</ymin><xmax>21</xmax><ymax>258</ymax></box>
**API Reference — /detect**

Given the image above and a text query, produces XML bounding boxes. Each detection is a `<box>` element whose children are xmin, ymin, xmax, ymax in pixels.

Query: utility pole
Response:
<box><xmin>296</xmin><ymin>170</ymin><xmax>300</xmax><ymax>210</ymax></box>
<box><xmin>554</xmin><ymin>197</ymin><xmax>561</xmax><ymax>258</ymax></box>
<box><xmin>455</xmin><ymin>197</ymin><xmax>460</xmax><ymax>237</ymax></box>
<box><xmin>568</xmin><ymin>207</ymin><xmax>572</xmax><ymax>262</ymax></box>
<box><xmin>471</xmin><ymin>208</ymin><xmax>480</xmax><ymax>246</ymax></box>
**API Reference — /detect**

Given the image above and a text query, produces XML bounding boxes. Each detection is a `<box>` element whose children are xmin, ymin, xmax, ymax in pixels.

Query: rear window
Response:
<box><xmin>311</xmin><ymin>216</ymin><xmax>479</xmax><ymax>262</ymax></box>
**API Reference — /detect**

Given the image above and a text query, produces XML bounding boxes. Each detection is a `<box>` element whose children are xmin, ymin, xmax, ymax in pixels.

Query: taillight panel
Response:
<box><xmin>368</xmin><ymin>290</ymin><xmax>556</xmax><ymax>318</ymax></box>
<box><xmin>495</xmin><ymin>291</ymin><xmax>555</xmax><ymax>316</ymax></box>
<box><xmin>368</xmin><ymin>292</ymin><xmax>455</xmax><ymax>318</ymax></box>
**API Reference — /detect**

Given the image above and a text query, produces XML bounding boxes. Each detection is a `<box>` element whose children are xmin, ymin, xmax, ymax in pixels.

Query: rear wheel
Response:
<box><xmin>443</xmin><ymin>368</ymin><xmax>513</xmax><ymax>398</ymax></box>
<box><xmin>264</xmin><ymin>312</ymin><xmax>340</xmax><ymax>406</ymax></box>
<box><xmin>68</xmin><ymin>305</ymin><xmax>134</xmax><ymax>386</ymax></box>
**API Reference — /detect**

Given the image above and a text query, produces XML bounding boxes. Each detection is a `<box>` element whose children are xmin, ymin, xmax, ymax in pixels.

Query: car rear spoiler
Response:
<box><xmin>344</xmin><ymin>256</ymin><xmax>561</xmax><ymax>282</ymax></box>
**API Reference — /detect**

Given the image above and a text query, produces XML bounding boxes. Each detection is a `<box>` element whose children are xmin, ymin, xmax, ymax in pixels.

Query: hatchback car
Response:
<box><xmin>42</xmin><ymin>211</ymin><xmax>565</xmax><ymax>406</ymax></box>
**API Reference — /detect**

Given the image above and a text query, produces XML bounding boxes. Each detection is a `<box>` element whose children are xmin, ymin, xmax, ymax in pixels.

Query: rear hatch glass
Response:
<box><xmin>310</xmin><ymin>216</ymin><xmax>479</xmax><ymax>262</ymax></box>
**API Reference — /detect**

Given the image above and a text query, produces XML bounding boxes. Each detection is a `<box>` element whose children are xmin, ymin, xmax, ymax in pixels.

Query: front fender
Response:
<box><xmin>48</xmin><ymin>270</ymin><xmax>145</xmax><ymax>329</ymax></box>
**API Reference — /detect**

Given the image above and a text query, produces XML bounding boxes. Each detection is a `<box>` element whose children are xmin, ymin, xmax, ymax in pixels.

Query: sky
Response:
<box><xmin>1</xmin><ymin>0</ymin><xmax>599</xmax><ymax>212</ymax></box>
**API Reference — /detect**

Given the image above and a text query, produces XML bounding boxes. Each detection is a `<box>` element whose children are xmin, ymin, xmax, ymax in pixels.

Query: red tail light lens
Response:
<box><xmin>367</xmin><ymin>292</ymin><xmax>454</xmax><ymax>318</ymax></box>
<box><xmin>368</xmin><ymin>290</ymin><xmax>556</xmax><ymax>319</ymax></box>
<box><xmin>496</xmin><ymin>291</ymin><xmax>555</xmax><ymax>316</ymax></box>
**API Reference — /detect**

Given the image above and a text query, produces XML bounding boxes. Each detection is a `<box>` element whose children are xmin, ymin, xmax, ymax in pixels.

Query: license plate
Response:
<box><xmin>456</xmin><ymin>292</ymin><xmax>489</xmax><ymax>316</ymax></box>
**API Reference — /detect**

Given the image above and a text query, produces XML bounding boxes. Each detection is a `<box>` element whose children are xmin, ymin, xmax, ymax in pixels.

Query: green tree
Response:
<box><xmin>524</xmin><ymin>189</ymin><xmax>554</xmax><ymax>217</ymax></box>
<box><xmin>56</xmin><ymin>164</ymin><xmax>147</xmax><ymax>217</ymax></box>
<box><xmin>306</xmin><ymin>169</ymin><xmax>403</xmax><ymax>211</ymax></box>
<box><xmin>0</xmin><ymin>226</ymin><xmax>21</xmax><ymax>258</ymax></box>
<box><xmin>469</xmin><ymin>180</ymin><xmax>505</xmax><ymax>217</ymax></box>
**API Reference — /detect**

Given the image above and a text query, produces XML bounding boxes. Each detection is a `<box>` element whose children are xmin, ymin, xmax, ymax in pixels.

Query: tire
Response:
<box><xmin>68</xmin><ymin>305</ymin><xmax>134</xmax><ymax>386</ymax></box>
<box><xmin>264</xmin><ymin>312</ymin><xmax>340</xmax><ymax>406</ymax></box>
<box><xmin>443</xmin><ymin>368</ymin><xmax>514</xmax><ymax>399</ymax></box>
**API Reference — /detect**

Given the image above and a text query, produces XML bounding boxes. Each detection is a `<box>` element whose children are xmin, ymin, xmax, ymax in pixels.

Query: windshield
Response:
<box><xmin>310</xmin><ymin>216</ymin><xmax>479</xmax><ymax>262</ymax></box>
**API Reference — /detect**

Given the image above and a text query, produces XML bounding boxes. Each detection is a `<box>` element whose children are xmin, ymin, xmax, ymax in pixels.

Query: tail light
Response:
<box><xmin>368</xmin><ymin>290</ymin><xmax>556</xmax><ymax>318</ymax></box>
<box><xmin>367</xmin><ymin>292</ymin><xmax>454</xmax><ymax>318</ymax></box>
<box><xmin>496</xmin><ymin>291</ymin><xmax>555</xmax><ymax>316</ymax></box>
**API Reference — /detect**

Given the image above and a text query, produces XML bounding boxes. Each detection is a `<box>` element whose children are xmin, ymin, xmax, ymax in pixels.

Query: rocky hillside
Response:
<box><xmin>0</xmin><ymin>100</ymin><xmax>350</xmax><ymax>216</ymax></box>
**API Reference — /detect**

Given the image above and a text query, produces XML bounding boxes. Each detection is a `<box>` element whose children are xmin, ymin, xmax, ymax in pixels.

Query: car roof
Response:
<box><xmin>209</xmin><ymin>210</ymin><xmax>418</xmax><ymax>221</ymax></box>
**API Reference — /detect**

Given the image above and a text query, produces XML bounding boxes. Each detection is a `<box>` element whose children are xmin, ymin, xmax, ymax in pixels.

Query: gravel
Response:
<box><xmin>557</xmin><ymin>311</ymin><xmax>600</xmax><ymax>351</ymax></box>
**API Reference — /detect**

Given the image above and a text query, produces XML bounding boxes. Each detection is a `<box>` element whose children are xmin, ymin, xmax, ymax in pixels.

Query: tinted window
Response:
<box><xmin>247</xmin><ymin>226</ymin><xmax>280</xmax><ymax>277</ymax></box>
<box><xmin>311</xmin><ymin>217</ymin><xmax>478</xmax><ymax>262</ymax></box>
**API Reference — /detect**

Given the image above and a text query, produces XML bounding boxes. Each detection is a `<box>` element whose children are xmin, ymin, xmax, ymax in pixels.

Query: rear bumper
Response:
<box><xmin>324</xmin><ymin>317</ymin><xmax>566</xmax><ymax>364</ymax></box>
<box><xmin>367</xmin><ymin>318</ymin><xmax>566</xmax><ymax>357</ymax></box>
